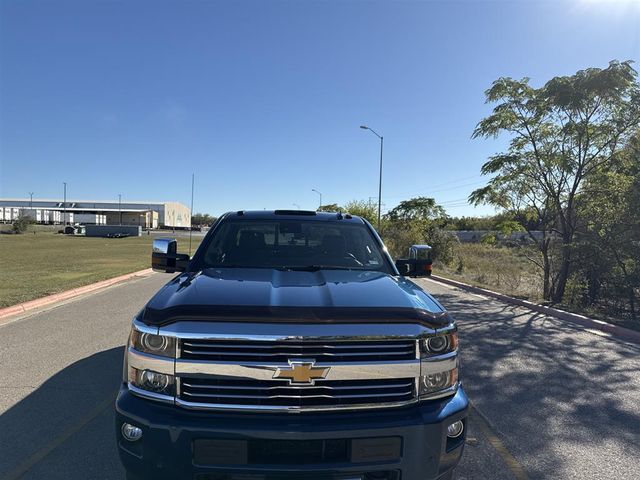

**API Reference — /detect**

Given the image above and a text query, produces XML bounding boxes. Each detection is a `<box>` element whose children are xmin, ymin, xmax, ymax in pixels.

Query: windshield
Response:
<box><xmin>199</xmin><ymin>219</ymin><xmax>390</xmax><ymax>272</ymax></box>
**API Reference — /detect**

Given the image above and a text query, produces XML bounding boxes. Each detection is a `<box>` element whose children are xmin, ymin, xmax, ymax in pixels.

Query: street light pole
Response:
<box><xmin>311</xmin><ymin>189</ymin><xmax>322</xmax><ymax>210</ymax></box>
<box><xmin>118</xmin><ymin>194</ymin><xmax>122</xmax><ymax>225</ymax></box>
<box><xmin>360</xmin><ymin>125</ymin><xmax>384</xmax><ymax>230</ymax></box>
<box><xmin>29</xmin><ymin>192</ymin><xmax>34</xmax><ymax>209</ymax></box>
<box><xmin>63</xmin><ymin>182</ymin><xmax>67</xmax><ymax>226</ymax></box>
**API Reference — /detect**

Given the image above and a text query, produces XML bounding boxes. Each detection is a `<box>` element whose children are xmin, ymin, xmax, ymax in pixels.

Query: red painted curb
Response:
<box><xmin>0</xmin><ymin>268</ymin><xmax>154</xmax><ymax>321</ymax></box>
<box><xmin>427</xmin><ymin>274</ymin><xmax>640</xmax><ymax>345</ymax></box>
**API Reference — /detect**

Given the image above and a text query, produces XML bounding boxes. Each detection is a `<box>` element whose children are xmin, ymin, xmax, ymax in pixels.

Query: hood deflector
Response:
<box><xmin>140</xmin><ymin>305</ymin><xmax>453</xmax><ymax>329</ymax></box>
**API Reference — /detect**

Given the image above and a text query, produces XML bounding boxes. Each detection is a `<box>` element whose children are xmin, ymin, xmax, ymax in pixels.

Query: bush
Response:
<box><xmin>12</xmin><ymin>215</ymin><xmax>32</xmax><ymax>234</ymax></box>
<box><xmin>480</xmin><ymin>233</ymin><xmax>497</xmax><ymax>245</ymax></box>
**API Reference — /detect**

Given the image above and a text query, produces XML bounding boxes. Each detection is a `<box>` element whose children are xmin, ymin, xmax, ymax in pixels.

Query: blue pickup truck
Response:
<box><xmin>115</xmin><ymin>210</ymin><xmax>468</xmax><ymax>480</ymax></box>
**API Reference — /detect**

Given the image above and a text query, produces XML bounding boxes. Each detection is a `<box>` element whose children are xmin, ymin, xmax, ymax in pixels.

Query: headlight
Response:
<box><xmin>420</xmin><ymin>332</ymin><xmax>458</xmax><ymax>357</ymax></box>
<box><xmin>419</xmin><ymin>330</ymin><xmax>459</xmax><ymax>399</ymax></box>
<box><xmin>128</xmin><ymin>366</ymin><xmax>175</xmax><ymax>397</ymax></box>
<box><xmin>129</xmin><ymin>328</ymin><xmax>176</xmax><ymax>358</ymax></box>
<box><xmin>419</xmin><ymin>367</ymin><xmax>458</xmax><ymax>398</ymax></box>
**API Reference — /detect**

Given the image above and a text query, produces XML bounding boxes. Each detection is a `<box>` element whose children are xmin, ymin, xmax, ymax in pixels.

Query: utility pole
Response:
<box><xmin>360</xmin><ymin>125</ymin><xmax>384</xmax><ymax>230</ymax></box>
<box><xmin>189</xmin><ymin>173</ymin><xmax>195</xmax><ymax>255</ymax></box>
<box><xmin>63</xmin><ymin>182</ymin><xmax>67</xmax><ymax>226</ymax></box>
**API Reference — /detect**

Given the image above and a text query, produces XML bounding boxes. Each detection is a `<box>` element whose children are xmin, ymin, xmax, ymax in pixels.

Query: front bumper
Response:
<box><xmin>115</xmin><ymin>385</ymin><xmax>469</xmax><ymax>480</ymax></box>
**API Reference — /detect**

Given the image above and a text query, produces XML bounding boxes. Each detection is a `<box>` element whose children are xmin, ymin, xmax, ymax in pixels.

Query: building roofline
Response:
<box><xmin>0</xmin><ymin>198</ymin><xmax>186</xmax><ymax>206</ymax></box>
<box><xmin>1</xmin><ymin>197</ymin><xmax>166</xmax><ymax>203</ymax></box>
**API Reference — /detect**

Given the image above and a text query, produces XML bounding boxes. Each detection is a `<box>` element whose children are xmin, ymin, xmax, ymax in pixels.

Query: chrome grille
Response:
<box><xmin>178</xmin><ymin>377</ymin><xmax>416</xmax><ymax>409</ymax></box>
<box><xmin>180</xmin><ymin>339</ymin><xmax>417</xmax><ymax>362</ymax></box>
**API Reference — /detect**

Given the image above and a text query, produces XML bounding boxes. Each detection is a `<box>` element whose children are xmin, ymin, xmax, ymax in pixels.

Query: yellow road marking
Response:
<box><xmin>470</xmin><ymin>403</ymin><xmax>530</xmax><ymax>480</ymax></box>
<box><xmin>4</xmin><ymin>395</ymin><xmax>116</xmax><ymax>480</ymax></box>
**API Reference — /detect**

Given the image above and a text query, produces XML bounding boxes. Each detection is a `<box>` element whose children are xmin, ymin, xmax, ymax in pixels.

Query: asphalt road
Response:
<box><xmin>1</xmin><ymin>273</ymin><xmax>639</xmax><ymax>479</ymax></box>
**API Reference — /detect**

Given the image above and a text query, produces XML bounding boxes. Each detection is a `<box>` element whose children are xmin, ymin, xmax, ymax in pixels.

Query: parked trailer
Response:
<box><xmin>85</xmin><ymin>225</ymin><xmax>142</xmax><ymax>237</ymax></box>
<box><xmin>74</xmin><ymin>213</ymin><xmax>106</xmax><ymax>225</ymax></box>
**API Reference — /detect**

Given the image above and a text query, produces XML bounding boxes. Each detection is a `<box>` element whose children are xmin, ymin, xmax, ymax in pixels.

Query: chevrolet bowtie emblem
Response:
<box><xmin>273</xmin><ymin>359</ymin><xmax>330</xmax><ymax>385</ymax></box>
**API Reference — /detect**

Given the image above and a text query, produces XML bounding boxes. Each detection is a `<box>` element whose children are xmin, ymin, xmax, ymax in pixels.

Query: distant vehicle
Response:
<box><xmin>115</xmin><ymin>210</ymin><xmax>467</xmax><ymax>480</ymax></box>
<box><xmin>106</xmin><ymin>232</ymin><xmax>129</xmax><ymax>238</ymax></box>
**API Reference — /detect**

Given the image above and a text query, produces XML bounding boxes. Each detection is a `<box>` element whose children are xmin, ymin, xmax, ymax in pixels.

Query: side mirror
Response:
<box><xmin>395</xmin><ymin>258</ymin><xmax>433</xmax><ymax>277</ymax></box>
<box><xmin>152</xmin><ymin>238</ymin><xmax>190</xmax><ymax>273</ymax></box>
<box><xmin>395</xmin><ymin>261</ymin><xmax>411</xmax><ymax>275</ymax></box>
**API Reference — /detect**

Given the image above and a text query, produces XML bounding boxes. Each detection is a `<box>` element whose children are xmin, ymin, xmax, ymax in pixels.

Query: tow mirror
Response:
<box><xmin>396</xmin><ymin>244</ymin><xmax>433</xmax><ymax>277</ymax></box>
<box><xmin>152</xmin><ymin>238</ymin><xmax>190</xmax><ymax>273</ymax></box>
<box><xmin>395</xmin><ymin>261</ymin><xmax>411</xmax><ymax>275</ymax></box>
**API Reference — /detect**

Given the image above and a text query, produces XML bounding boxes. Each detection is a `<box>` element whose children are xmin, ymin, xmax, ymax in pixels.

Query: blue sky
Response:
<box><xmin>1</xmin><ymin>0</ymin><xmax>638</xmax><ymax>217</ymax></box>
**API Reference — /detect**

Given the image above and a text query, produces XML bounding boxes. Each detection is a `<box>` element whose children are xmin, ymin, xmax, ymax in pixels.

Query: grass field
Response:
<box><xmin>435</xmin><ymin>243</ymin><xmax>543</xmax><ymax>301</ymax></box>
<box><xmin>435</xmin><ymin>242</ymin><xmax>639</xmax><ymax>331</ymax></box>
<box><xmin>0</xmin><ymin>231</ymin><xmax>201</xmax><ymax>308</ymax></box>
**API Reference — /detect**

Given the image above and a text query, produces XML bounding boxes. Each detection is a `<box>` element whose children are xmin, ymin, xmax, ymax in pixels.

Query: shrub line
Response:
<box><xmin>0</xmin><ymin>268</ymin><xmax>154</xmax><ymax>322</ymax></box>
<box><xmin>428</xmin><ymin>274</ymin><xmax>640</xmax><ymax>345</ymax></box>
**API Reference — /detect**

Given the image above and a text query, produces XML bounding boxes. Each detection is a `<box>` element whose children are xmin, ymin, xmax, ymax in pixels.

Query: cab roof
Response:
<box><xmin>224</xmin><ymin>210</ymin><xmax>366</xmax><ymax>223</ymax></box>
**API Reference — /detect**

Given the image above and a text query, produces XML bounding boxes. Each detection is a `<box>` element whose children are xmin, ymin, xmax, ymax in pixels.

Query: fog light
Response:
<box><xmin>423</xmin><ymin>372</ymin><xmax>450</xmax><ymax>389</ymax></box>
<box><xmin>447</xmin><ymin>420</ymin><xmax>464</xmax><ymax>438</ymax></box>
<box><xmin>121</xmin><ymin>423</ymin><xmax>143</xmax><ymax>442</ymax></box>
<box><xmin>141</xmin><ymin>370</ymin><xmax>169</xmax><ymax>392</ymax></box>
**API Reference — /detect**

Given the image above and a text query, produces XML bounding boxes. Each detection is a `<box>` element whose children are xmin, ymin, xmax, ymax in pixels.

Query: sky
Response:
<box><xmin>1</xmin><ymin>0</ymin><xmax>639</xmax><ymax>217</ymax></box>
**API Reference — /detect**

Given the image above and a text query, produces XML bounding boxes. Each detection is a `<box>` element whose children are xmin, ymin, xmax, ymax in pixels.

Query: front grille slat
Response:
<box><xmin>182</xmin><ymin>391</ymin><xmax>411</xmax><ymax>400</ymax></box>
<box><xmin>183</xmin><ymin>341</ymin><xmax>412</xmax><ymax>350</ymax></box>
<box><xmin>181</xmin><ymin>349</ymin><xmax>415</xmax><ymax>358</ymax></box>
<box><xmin>180</xmin><ymin>339</ymin><xmax>416</xmax><ymax>363</ymax></box>
<box><xmin>178</xmin><ymin>377</ymin><xmax>416</xmax><ymax>408</ymax></box>
<box><xmin>181</xmin><ymin>381</ymin><xmax>413</xmax><ymax>391</ymax></box>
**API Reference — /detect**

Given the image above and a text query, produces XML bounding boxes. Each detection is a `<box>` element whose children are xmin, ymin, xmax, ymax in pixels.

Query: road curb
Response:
<box><xmin>0</xmin><ymin>268</ymin><xmax>154</xmax><ymax>321</ymax></box>
<box><xmin>428</xmin><ymin>274</ymin><xmax>640</xmax><ymax>345</ymax></box>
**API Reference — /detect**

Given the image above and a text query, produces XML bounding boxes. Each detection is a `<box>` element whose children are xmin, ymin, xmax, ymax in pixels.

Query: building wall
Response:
<box><xmin>162</xmin><ymin>202</ymin><xmax>191</xmax><ymax>228</ymax></box>
<box><xmin>0</xmin><ymin>199</ymin><xmax>190</xmax><ymax>228</ymax></box>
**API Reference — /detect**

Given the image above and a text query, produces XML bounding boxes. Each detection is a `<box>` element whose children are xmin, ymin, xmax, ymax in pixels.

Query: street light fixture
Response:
<box><xmin>311</xmin><ymin>189</ymin><xmax>322</xmax><ymax>210</ymax></box>
<box><xmin>360</xmin><ymin>125</ymin><xmax>384</xmax><ymax>230</ymax></box>
<box><xmin>293</xmin><ymin>203</ymin><xmax>301</xmax><ymax>210</ymax></box>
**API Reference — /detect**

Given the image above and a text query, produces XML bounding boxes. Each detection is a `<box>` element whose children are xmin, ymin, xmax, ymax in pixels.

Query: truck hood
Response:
<box><xmin>140</xmin><ymin>268</ymin><xmax>452</xmax><ymax>328</ymax></box>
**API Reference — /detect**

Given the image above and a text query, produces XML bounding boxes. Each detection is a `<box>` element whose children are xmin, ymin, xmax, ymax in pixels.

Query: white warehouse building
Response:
<box><xmin>0</xmin><ymin>198</ymin><xmax>191</xmax><ymax>229</ymax></box>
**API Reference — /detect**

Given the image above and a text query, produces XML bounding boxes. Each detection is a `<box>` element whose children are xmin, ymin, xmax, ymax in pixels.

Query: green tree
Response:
<box><xmin>343</xmin><ymin>200</ymin><xmax>377</xmax><ymax>225</ymax></box>
<box><xmin>574</xmin><ymin>133</ymin><xmax>640</xmax><ymax>318</ymax></box>
<box><xmin>387</xmin><ymin>197</ymin><xmax>447</xmax><ymax>223</ymax></box>
<box><xmin>471</xmin><ymin>60</ymin><xmax>640</xmax><ymax>302</ymax></box>
<box><xmin>318</xmin><ymin>204</ymin><xmax>342</xmax><ymax>213</ymax></box>
<box><xmin>383</xmin><ymin>197</ymin><xmax>455</xmax><ymax>264</ymax></box>
<box><xmin>191</xmin><ymin>213</ymin><xmax>216</xmax><ymax>226</ymax></box>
